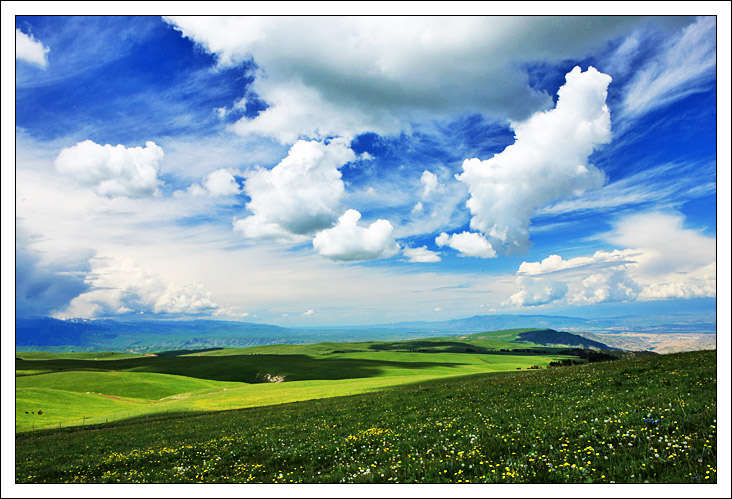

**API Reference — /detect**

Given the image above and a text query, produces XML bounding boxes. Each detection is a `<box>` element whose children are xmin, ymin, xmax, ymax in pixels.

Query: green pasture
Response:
<box><xmin>16</xmin><ymin>332</ymin><xmax>572</xmax><ymax>432</ymax></box>
<box><xmin>16</xmin><ymin>371</ymin><xmax>238</xmax><ymax>401</ymax></box>
<box><xmin>15</xmin><ymin>350</ymin><xmax>717</xmax><ymax>484</ymax></box>
<box><xmin>16</xmin><ymin>388</ymin><xmax>137</xmax><ymax>431</ymax></box>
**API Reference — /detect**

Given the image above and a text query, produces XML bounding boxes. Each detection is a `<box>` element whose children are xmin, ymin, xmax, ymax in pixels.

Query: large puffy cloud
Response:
<box><xmin>56</xmin><ymin>258</ymin><xmax>218</xmax><ymax>318</ymax></box>
<box><xmin>435</xmin><ymin>231</ymin><xmax>496</xmax><ymax>259</ymax></box>
<box><xmin>16</xmin><ymin>28</ymin><xmax>50</xmax><ymax>68</ymax></box>
<box><xmin>55</xmin><ymin>140</ymin><xmax>164</xmax><ymax>198</ymax></box>
<box><xmin>455</xmin><ymin>66</ymin><xmax>610</xmax><ymax>254</ymax></box>
<box><xmin>505</xmin><ymin>212</ymin><xmax>715</xmax><ymax>307</ymax></box>
<box><xmin>312</xmin><ymin>209</ymin><xmax>399</xmax><ymax>261</ymax></box>
<box><xmin>234</xmin><ymin>138</ymin><xmax>355</xmax><ymax>241</ymax></box>
<box><xmin>165</xmin><ymin>16</ymin><xmax>646</xmax><ymax>142</ymax></box>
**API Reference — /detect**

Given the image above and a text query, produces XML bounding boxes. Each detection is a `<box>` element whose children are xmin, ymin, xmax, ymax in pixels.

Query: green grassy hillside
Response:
<box><xmin>16</xmin><ymin>371</ymin><xmax>238</xmax><ymax>400</ymax></box>
<box><xmin>16</xmin><ymin>331</ymin><xmax>586</xmax><ymax>432</ymax></box>
<box><xmin>16</xmin><ymin>352</ymin><xmax>570</xmax><ymax>432</ymax></box>
<box><xmin>15</xmin><ymin>350</ymin><xmax>717</xmax><ymax>484</ymax></box>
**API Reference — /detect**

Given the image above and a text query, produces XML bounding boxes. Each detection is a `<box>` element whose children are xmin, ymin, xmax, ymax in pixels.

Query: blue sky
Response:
<box><xmin>8</xmin><ymin>13</ymin><xmax>726</xmax><ymax>327</ymax></box>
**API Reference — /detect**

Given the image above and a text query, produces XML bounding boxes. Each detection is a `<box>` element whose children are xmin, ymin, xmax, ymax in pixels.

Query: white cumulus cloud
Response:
<box><xmin>234</xmin><ymin>138</ymin><xmax>355</xmax><ymax>241</ymax></box>
<box><xmin>55</xmin><ymin>140</ymin><xmax>164</xmax><ymax>198</ymax></box>
<box><xmin>16</xmin><ymin>28</ymin><xmax>50</xmax><ymax>68</ymax></box>
<box><xmin>456</xmin><ymin>66</ymin><xmax>611</xmax><ymax>255</ymax></box>
<box><xmin>313</xmin><ymin>209</ymin><xmax>399</xmax><ymax>261</ymax></box>
<box><xmin>569</xmin><ymin>269</ymin><xmax>640</xmax><ymax>305</ymax></box>
<box><xmin>435</xmin><ymin>231</ymin><xmax>496</xmax><ymax>259</ymax></box>
<box><xmin>198</xmin><ymin>168</ymin><xmax>241</xmax><ymax>196</ymax></box>
<box><xmin>154</xmin><ymin>282</ymin><xmax>218</xmax><ymax>314</ymax></box>
<box><xmin>403</xmin><ymin>245</ymin><xmax>441</xmax><ymax>263</ymax></box>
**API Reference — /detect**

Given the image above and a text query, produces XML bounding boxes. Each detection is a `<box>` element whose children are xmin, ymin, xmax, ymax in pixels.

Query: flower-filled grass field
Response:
<box><xmin>15</xmin><ymin>349</ymin><xmax>716</xmax><ymax>484</ymax></box>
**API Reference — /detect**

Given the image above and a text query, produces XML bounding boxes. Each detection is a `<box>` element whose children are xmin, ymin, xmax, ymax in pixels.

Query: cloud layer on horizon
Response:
<box><xmin>56</xmin><ymin>257</ymin><xmax>219</xmax><ymax>318</ymax></box>
<box><xmin>506</xmin><ymin>212</ymin><xmax>716</xmax><ymax>307</ymax></box>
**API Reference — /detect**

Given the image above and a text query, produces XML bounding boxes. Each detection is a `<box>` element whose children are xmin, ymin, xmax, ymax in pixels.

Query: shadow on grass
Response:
<box><xmin>15</xmin><ymin>354</ymin><xmax>469</xmax><ymax>383</ymax></box>
<box><xmin>515</xmin><ymin>330</ymin><xmax>619</xmax><ymax>350</ymax></box>
<box><xmin>369</xmin><ymin>340</ymin><xmax>497</xmax><ymax>354</ymax></box>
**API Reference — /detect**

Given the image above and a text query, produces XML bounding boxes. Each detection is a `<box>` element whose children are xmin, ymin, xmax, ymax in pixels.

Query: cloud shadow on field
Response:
<box><xmin>15</xmin><ymin>354</ymin><xmax>468</xmax><ymax>384</ymax></box>
<box><xmin>369</xmin><ymin>341</ymin><xmax>497</xmax><ymax>354</ymax></box>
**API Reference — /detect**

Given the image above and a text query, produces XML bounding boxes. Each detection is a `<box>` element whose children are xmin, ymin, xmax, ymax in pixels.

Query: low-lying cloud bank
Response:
<box><xmin>506</xmin><ymin>212</ymin><xmax>716</xmax><ymax>307</ymax></box>
<box><xmin>55</xmin><ymin>258</ymin><xmax>219</xmax><ymax>318</ymax></box>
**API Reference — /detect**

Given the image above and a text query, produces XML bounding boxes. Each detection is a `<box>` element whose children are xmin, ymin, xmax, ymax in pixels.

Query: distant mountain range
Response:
<box><xmin>325</xmin><ymin>313</ymin><xmax>717</xmax><ymax>334</ymax></box>
<box><xmin>15</xmin><ymin>313</ymin><xmax>716</xmax><ymax>353</ymax></box>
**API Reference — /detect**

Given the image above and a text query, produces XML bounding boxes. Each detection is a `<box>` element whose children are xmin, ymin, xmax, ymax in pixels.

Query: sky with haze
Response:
<box><xmin>8</xmin><ymin>12</ymin><xmax>726</xmax><ymax>327</ymax></box>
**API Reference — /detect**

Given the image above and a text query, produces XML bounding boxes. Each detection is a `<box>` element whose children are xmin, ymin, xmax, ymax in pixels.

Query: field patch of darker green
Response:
<box><xmin>16</xmin><ymin>354</ymin><xmax>467</xmax><ymax>384</ymax></box>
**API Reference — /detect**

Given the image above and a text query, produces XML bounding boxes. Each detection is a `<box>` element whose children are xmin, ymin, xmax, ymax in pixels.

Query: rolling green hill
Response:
<box><xmin>16</xmin><ymin>329</ymin><xmax>605</xmax><ymax>432</ymax></box>
<box><xmin>16</xmin><ymin>371</ymin><xmax>238</xmax><ymax>401</ymax></box>
<box><xmin>15</xmin><ymin>350</ymin><xmax>717</xmax><ymax>484</ymax></box>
